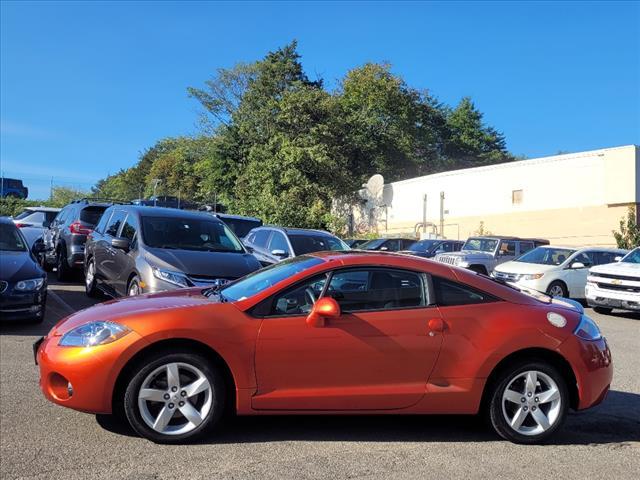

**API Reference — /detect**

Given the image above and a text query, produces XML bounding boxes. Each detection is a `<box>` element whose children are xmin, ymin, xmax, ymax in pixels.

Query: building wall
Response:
<box><xmin>345</xmin><ymin>145</ymin><xmax>639</xmax><ymax>247</ymax></box>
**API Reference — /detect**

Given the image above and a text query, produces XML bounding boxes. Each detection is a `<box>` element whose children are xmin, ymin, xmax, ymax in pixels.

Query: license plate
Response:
<box><xmin>33</xmin><ymin>336</ymin><xmax>44</xmax><ymax>365</ymax></box>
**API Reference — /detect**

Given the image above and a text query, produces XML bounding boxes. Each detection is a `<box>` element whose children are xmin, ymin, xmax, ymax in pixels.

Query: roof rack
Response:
<box><xmin>71</xmin><ymin>198</ymin><xmax>130</xmax><ymax>205</ymax></box>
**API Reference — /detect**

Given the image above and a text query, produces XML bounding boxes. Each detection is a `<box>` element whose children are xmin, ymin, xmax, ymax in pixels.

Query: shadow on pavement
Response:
<box><xmin>96</xmin><ymin>390</ymin><xmax>640</xmax><ymax>445</ymax></box>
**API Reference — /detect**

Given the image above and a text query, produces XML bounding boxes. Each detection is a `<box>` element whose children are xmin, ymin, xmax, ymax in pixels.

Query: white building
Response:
<box><xmin>344</xmin><ymin>145</ymin><xmax>639</xmax><ymax>247</ymax></box>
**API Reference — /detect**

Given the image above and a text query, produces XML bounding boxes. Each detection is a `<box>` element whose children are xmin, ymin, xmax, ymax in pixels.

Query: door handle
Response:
<box><xmin>428</xmin><ymin>318</ymin><xmax>445</xmax><ymax>336</ymax></box>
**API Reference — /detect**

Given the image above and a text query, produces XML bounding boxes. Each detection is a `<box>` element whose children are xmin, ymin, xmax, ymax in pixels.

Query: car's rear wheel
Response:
<box><xmin>546</xmin><ymin>281</ymin><xmax>568</xmax><ymax>298</ymax></box>
<box><xmin>85</xmin><ymin>259</ymin><xmax>100</xmax><ymax>297</ymax></box>
<box><xmin>487</xmin><ymin>361</ymin><xmax>568</xmax><ymax>444</ymax></box>
<box><xmin>123</xmin><ymin>352</ymin><xmax>226</xmax><ymax>443</ymax></box>
<box><xmin>593</xmin><ymin>306</ymin><xmax>612</xmax><ymax>315</ymax></box>
<box><xmin>56</xmin><ymin>247</ymin><xmax>70</xmax><ymax>281</ymax></box>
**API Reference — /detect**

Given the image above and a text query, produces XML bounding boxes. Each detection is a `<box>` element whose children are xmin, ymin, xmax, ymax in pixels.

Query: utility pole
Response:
<box><xmin>50</xmin><ymin>177</ymin><xmax>54</xmax><ymax>201</ymax></box>
<box><xmin>152</xmin><ymin>179</ymin><xmax>161</xmax><ymax>207</ymax></box>
<box><xmin>439</xmin><ymin>191</ymin><xmax>445</xmax><ymax>238</ymax></box>
<box><xmin>422</xmin><ymin>194</ymin><xmax>427</xmax><ymax>235</ymax></box>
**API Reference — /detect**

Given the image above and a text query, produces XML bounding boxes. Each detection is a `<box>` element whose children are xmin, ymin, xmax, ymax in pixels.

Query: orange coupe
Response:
<box><xmin>35</xmin><ymin>252</ymin><xmax>612</xmax><ymax>444</ymax></box>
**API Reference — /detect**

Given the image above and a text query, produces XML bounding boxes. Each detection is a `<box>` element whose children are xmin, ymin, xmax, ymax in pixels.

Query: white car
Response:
<box><xmin>586</xmin><ymin>247</ymin><xmax>640</xmax><ymax>314</ymax></box>
<box><xmin>12</xmin><ymin>206</ymin><xmax>61</xmax><ymax>247</ymax></box>
<box><xmin>492</xmin><ymin>245</ymin><xmax>627</xmax><ymax>298</ymax></box>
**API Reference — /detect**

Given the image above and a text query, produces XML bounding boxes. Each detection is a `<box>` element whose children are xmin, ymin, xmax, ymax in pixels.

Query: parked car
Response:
<box><xmin>400</xmin><ymin>239</ymin><xmax>464</xmax><ymax>258</ymax></box>
<box><xmin>0</xmin><ymin>177</ymin><xmax>28</xmax><ymax>199</ymax></box>
<box><xmin>84</xmin><ymin>205</ymin><xmax>262</xmax><ymax>298</ymax></box>
<box><xmin>212</xmin><ymin>213</ymin><xmax>262</xmax><ymax>240</ymax></box>
<box><xmin>12</xmin><ymin>206</ymin><xmax>61</xmax><ymax>247</ymax></box>
<box><xmin>492</xmin><ymin>246</ymin><xmax>627</xmax><ymax>298</ymax></box>
<box><xmin>586</xmin><ymin>247</ymin><xmax>640</xmax><ymax>314</ymax></box>
<box><xmin>243</xmin><ymin>226</ymin><xmax>349</xmax><ymax>266</ymax></box>
<box><xmin>358</xmin><ymin>238</ymin><xmax>416</xmax><ymax>252</ymax></box>
<box><xmin>42</xmin><ymin>199</ymin><xmax>116</xmax><ymax>280</ymax></box>
<box><xmin>435</xmin><ymin>236</ymin><xmax>549</xmax><ymax>275</ymax></box>
<box><xmin>35</xmin><ymin>251</ymin><xmax>612</xmax><ymax>444</ymax></box>
<box><xmin>131</xmin><ymin>196</ymin><xmax>198</xmax><ymax>210</ymax></box>
<box><xmin>344</xmin><ymin>239</ymin><xmax>369</xmax><ymax>248</ymax></box>
<box><xmin>0</xmin><ymin>217</ymin><xmax>47</xmax><ymax>322</ymax></box>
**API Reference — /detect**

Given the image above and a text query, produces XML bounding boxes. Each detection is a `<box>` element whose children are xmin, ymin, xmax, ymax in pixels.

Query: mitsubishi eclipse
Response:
<box><xmin>35</xmin><ymin>251</ymin><xmax>612</xmax><ymax>444</ymax></box>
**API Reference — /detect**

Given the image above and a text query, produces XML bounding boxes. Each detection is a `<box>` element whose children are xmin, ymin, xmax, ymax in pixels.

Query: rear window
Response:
<box><xmin>289</xmin><ymin>234</ymin><xmax>348</xmax><ymax>255</ymax></box>
<box><xmin>14</xmin><ymin>210</ymin><xmax>34</xmax><ymax>220</ymax></box>
<box><xmin>80</xmin><ymin>206</ymin><xmax>107</xmax><ymax>226</ymax></box>
<box><xmin>219</xmin><ymin>217</ymin><xmax>262</xmax><ymax>238</ymax></box>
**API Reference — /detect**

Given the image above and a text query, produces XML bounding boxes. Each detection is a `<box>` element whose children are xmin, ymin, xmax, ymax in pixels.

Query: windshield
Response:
<box><xmin>622</xmin><ymin>248</ymin><xmax>640</xmax><ymax>263</ymax></box>
<box><xmin>219</xmin><ymin>218</ymin><xmax>262</xmax><ymax>238</ymax></box>
<box><xmin>408</xmin><ymin>240</ymin><xmax>441</xmax><ymax>252</ymax></box>
<box><xmin>221</xmin><ymin>256</ymin><xmax>324</xmax><ymax>301</ymax></box>
<box><xmin>463</xmin><ymin>238</ymin><xmax>498</xmax><ymax>253</ymax></box>
<box><xmin>141</xmin><ymin>216</ymin><xmax>244</xmax><ymax>252</ymax></box>
<box><xmin>80</xmin><ymin>206</ymin><xmax>107</xmax><ymax>226</ymax></box>
<box><xmin>359</xmin><ymin>239</ymin><xmax>385</xmax><ymax>250</ymax></box>
<box><xmin>515</xmin><ymin>247</ymin><xmax>576</xmax><ymax>266</ymax></box>
<box><xmin>0</xmin><ymin>223</ymin><xmax>27</xmax><ymax>252</ymax></box>
<box><xmin>14</xmin><ymin>209</ymin><xmax>35</xmax><ymax>220</ymax></box>
<box><xmin>289</xmin><ymin>234</ymin><xmax>349</xmax><ymax>255</ymax></box>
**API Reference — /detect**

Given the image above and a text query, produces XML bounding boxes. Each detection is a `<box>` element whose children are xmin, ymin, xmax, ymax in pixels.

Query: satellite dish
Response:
<box><xmin>365</xmin><ymin>174</ymin><xmax>385</xmax><ymax>202</ymax></box>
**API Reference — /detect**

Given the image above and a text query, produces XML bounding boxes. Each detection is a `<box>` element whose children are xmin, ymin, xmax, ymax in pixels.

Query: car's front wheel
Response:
<box><xmin>487</xmin><ymin>361</ymin><xmax>568</xmax><ymax>444</ymax></box>
<box><xmin>123</xmin><ymin>352</ymin><xmax>226</xmax><ymax>443</ymax></box>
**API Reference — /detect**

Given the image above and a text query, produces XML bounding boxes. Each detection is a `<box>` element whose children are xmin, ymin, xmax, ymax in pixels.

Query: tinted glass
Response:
<box><xmin>359</xmin><ymin>239</ymin><xmax>386</xmax><ymax>250</ymax></box>
<box><xmin>463</xmin><ymin>238</ymin><xmax>498</xmax><ymax>252</ymax></box>
<box><xmin>327</xmin><ymin>268</ymin><xmax>425</xmax><ymax>311</ymax></box>
<box><xmin>80</xmin><ymin>206</ymin><xmax>107</xmax><ymax>226</ymax></box>
<box><xmin>268</xmin><ymin>232</ymin><xmax>290</xmax><ymax>254</ymax></box>
<box><xmin>222</xmin><ymin>256</ymin><xmax>324</xmax><ymax>301</ymax></box>
<box><xmin>14</xmin><ymin>210</ymin><xmax>35</xmax><ymax>220</ymax></box>
<box><xmin>572</xmin><ymin>252</ymin><xmax>595</xmax><ymax>267</ymax></box>
<box><xmin>218</xmin><ymin>217</ymin><xmax>262</xmax><ymax>238</ymax></box>
<box><xmin>499</xmin><ymin>241</ymin><xmax>517</xmax><ymax>256</ymax></box>
<box><xmin>516</xmin><ymin>247</ymin><xmax>576</xmax><ymax>266</ymax></box>
<box><xmin>432</xmin><ymin>276</ymin><xmax>494</xmax><ymax>306</ymax></box>
<box><xmin>0</xmin><ymin>223</ymin><xmax>27</xmax><ymax>251</ymax></box>
<box><xmin>45</xmin><ymin>211</ymin><xmax>58</xmax><ymax>223</ymax></box>
<box><xmin>106</xmin><ymin>210</ymin><xmax>127</xmax><ymax>237</ymax></box>
<box><xmin>594</xmin><ymin>251</ymin><xmax>621</xmax><ymax>265</ymax></box>
<box><xmin>94</xmin><ymin>209</ymin><xmax>113</xmax><ymax>234</ymax></box>
<box><xmin>289</xmin><ymin>234</ymin><xmax>348</xmax><ymax>255</ymax></box>
<box><xmin>141</xmin><ymin>216</ymin><xmax>243</xmax><ymax>252</ymax></box>
<box><xmin>519</xmin><ymin>242</ymin><xmax>535</xmax><ymax>254</ymax></box>
<box><xmin>270</xmin><ymin>274</ymin><xmax>328</xmax><ymax>315</ymax></box>
<box><xmin>15</xmin><ymin>211</ymin><xmax>44</xmax><ymax>223</ymax></box>
<box><xmin>253</xmin><ymin>230</ymin><xmax>271</xmax><ymax>248</ymax></box>
<box><xmin>120</xmin><ymin>216</ymin><xmax>137</xmax><ymax>242</ymax></box>
<box><xmin>408</xmin><ymin>240</ymin><xmax>440</xmax><ymax>253</ymax></box>
<box><xmin>622</xmin><ymin>248</ymin><xmax>640</xmax><ymax>263</ymax></box>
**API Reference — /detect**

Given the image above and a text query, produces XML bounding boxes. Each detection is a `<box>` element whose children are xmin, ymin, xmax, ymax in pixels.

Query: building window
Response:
<box><xmin>512</xmin><ymin>189</ymin><xmax>523</xmax><ymax>205</ymax></box>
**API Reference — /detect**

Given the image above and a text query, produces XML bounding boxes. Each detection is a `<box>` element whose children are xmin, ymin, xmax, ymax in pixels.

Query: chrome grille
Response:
<box><xmin>494</xmin><ymin>271</ymin><xmax>519</xmax><ymax>282</ymax></box>
<box><xmin>436</xmin><ymin>255</ymin><xmax>458</xmax><ymax>266</ymax></box>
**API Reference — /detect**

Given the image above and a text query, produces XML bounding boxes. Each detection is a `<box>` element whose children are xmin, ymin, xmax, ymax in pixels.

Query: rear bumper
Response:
<box><xmin>585</xmin><ymin>283</ymin><xmax>640</xmax><ymax>311</ymax></box>
<box><xmin>558</xmin><ymin>335</ymin><xmax>613</xmax><ymax>410</ymax></box>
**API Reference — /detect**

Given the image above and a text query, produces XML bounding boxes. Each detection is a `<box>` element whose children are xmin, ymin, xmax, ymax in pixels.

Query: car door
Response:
<box><xmin>111</xmin><ymin>213</ymin><xmax>139</xmax><ymax>296</ymax></box>
<box><xmin>253</xmin><ymin>267</ymin><xmax>443</xmax><ymax>411</ymax></box>
<box><xmin>266</xmin><ymin>230</ymin><xmax>291</xmax><ymax>262</ymax></box>
<box><xmin>251</xmin><ymin>229</ymin><xmax>274</xmax><ymax>266</ymax></box>
<box><xmin>100</xmin><ymin>209</ymin><xmax>127</xmax><ymax>288</ymax></box>
<box><xmin>91</xmin><ymin>208</ymin><xmax>113</xmax><ymax>282</ymax></box>
<box><xmin>564</xmin><ymin>251</ymin><xmax>594</xmax><ymax>297</ymax></box>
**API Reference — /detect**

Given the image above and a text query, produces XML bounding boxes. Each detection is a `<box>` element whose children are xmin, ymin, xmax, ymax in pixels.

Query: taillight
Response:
<box><xmin>14</xmin><ymin>223</ymin><xmax>29</xmax><ymax>228</ymax></box>
<box><xmin>69</xmin><ymin>221</ymin><xmax>93</xmax><ymax>235</ymax></box>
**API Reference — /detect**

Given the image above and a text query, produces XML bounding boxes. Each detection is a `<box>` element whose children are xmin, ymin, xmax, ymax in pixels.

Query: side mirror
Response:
<box><xmin>271</xmin><ymin>249</ymin><xmax>289</xmax><ymax>258</ymax></box>
<box><xmin>379</xmin><ymin>246</ymin><xmax>389</xmax><ymax>251</ymax></box>
<box><xmin>111</xmin><ymin>237</ymin><xmax>130</xmax><ymax>251</ymax></box>
<box><xmin>306</xmin><ymin>297</ymin><xmax>341</xmax><ymax>328</ymax></box>
<box><xmin>614</xmin><ymin>256</ymin><xmax>623</xmax><ymax>262</ymax></box>
<box><xmin>570</xmin><ymin>261</ymin><xmax>585</xmax><ymax>269</ymax></box>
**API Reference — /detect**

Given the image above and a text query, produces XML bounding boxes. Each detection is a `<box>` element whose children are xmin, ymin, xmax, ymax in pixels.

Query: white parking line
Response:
<box><xmin>47</xmin><ymin>289</ymin><xmax>76</xmax><ymax>316</ymax></box>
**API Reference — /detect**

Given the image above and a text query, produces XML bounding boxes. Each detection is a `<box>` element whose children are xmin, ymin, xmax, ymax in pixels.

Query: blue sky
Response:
<box><xmin>1</xmin><ymin>1</ymin><xmax>639</xmax><ymax>200</ymax></box>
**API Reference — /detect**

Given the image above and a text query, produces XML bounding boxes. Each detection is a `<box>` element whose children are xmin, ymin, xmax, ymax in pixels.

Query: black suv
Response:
<box><xmin>358</xmin><ymin>238</ymin><xmax>416</xmax><ymax>252</ymax></box>
<box><xmin>43</xmin><ymin>199</ymin><xmax>117</xmax><ymax>280</ymax></box>
<box><xmin>243</xmin><ymin>226</ymin><xmax>349</xmax><ymax>266</ymax></box>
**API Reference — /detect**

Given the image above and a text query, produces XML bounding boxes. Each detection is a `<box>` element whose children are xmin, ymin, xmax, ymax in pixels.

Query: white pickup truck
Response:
<box><xmin>585</xmin><ymin>247</ymin><xmax>640</xmax><ymax>314</ymax></box>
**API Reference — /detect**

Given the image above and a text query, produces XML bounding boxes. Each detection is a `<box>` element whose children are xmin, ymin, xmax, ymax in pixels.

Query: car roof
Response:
<box><xmin>115</xmin><ymin>205</ymin><xmax>224</xmax><ymax>221</ymax></box>
<box><xmin>23</xmin><ymin>206</ymin><xmax>61</xmax><ymax>212</ymax></box>
<box><xmin>466</xmin><ymin>236</ymin><xmax>549</xmax><ymax>242</ymax></box>
<box><xmin>214</xmin><ymin>213</ymin><xmax>262</xmax><ymax>222</ymax></box>
<box><xmin>255</xmin><ymin>226</ymin><xmax>335</xmax><ymax>236</ymax></box>
<box><xmin>539</xmin><ymin>245</ymin><xmax>627</xmax><ymax>253</ymax></box>
<box><xmin>0</xmin><ymin>216</ymin><xmax>15</xmax><ymax>225</ymax></box>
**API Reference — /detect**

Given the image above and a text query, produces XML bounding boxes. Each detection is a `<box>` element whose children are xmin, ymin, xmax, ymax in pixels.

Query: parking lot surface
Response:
<box><xmin>1</xmin><ymin>273</ymin><xmax>639</xmax><ymax>480</ymax></box>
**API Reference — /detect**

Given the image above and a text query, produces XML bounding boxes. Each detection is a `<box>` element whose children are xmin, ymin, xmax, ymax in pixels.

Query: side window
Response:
<box><xmin>270</xmin><ymin>274</ymin><xmax>328</xmax><ymax>316</ymax></box>
<box><xmin>572</xmin><ymin>252</ymin><xmax>594</xmax><ymax>267</ymax></box>
<box><xmin>120</xmin><ymin>215</ymin><xmax>138</xmax><ymax>247</ymax></box>
<box><xmin>55</xmin><ymin>207</ymin><xmax>70</xmax><ymax>225</ymax></box>
<box><xmin>327</xmin><ymin>268</ymin><xmax>425</xmax><ymax>312</ymax></box>
<box><xmin>499</xmin><ymin>240</ymin><xmax>517</xmax><ymax>256</ymax></box>
<box><xmin>593</xmin><ymin>251</ymin><xmax>619</xmax><ymax>265</ymax></box>
<box><xmin>94</xmin><ymin>209</ymin><xmax>113</xmax><ymax>234</ymax></box>
<box><xmin>432</xmin><ymin>276</ymin><xmax>496</xmax><ymax>307</ymax></box>
<box><xmin>402</xmin><ymin>239</ymin><xmax>416</xmax><ymax>250</ymax></box>
<box><xmin>253</xmin><ymin>230</ymin><xmax>271</xmax><ymax>248</ymax></box>
<box><xmin>384</xmin><ymin>240</ymin><xmax>400</xmax><ymax>251</ymax></box>
<box><xmin>519</xmin><ymin>242</ymin><xmax>534</xmax><ymax>254</ymax></box>
<box><xmin>245</xmin><ymin>232</ymin><xmax>255</xmax><ymax>244</ymax></box>
<box><xmin>45</xmin><ymin>211</ymin><xmax>58</xmax><ymax>224</ymax></box>
<box><xmin>268</xmin><ymin>232</ymin><xmax>290</xmax><ymax>254</ymax></box>
<box><xmin>105</xmin><ymin>210</ymin><xmax>126</xmax><ymax>237</ymax></box>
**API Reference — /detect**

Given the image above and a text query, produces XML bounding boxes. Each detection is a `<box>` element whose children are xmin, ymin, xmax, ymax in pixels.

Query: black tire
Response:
<box><xmin>127</xmin><ymin>276</ymin><xmax>141</xmax><ymax>297</ymax></box>
<box><xmin>593</xmin><ymin>306</ymin><xmax>613</xmax><ymax>315</ymax></box>
<box><xmin>39</xmin><ymin>252</ymin><xmax>53</xmax><ymax>272</ymax></box>
<box><xmin>123</xmin><ymin>351</ymin><xmax>226</xmax><ymax>444</ymax></box>
<box><xmin>546</xmin><ymin>280</ymin><xmax>568</xmax><ymax>298</ymax></box>
<box><xmin>31</xmin><ymin>305</ymin><xmax>45</xmax><ymax>324</ymax></box>
<box><xmin>56</xmin><ymin>247</ymin><xmax>70</xmax><ymax>281</ymax></box>
<box><xmin>85</xmin><ymin>259</ymin><xmax>100</xmax><ymax>298</ymax></box>
<box><xmin>468</xmin><ymin>265</ymin><xmax>488</xmax><ymax>275</ymax></box>
<box><xmin>486</xmin><ymin>360</ymin><xmax>569</xmax><ymax>444</ymax></box>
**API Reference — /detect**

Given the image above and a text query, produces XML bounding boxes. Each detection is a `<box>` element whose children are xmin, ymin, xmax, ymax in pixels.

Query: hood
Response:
<box><xmin>494</xmin><ymin>261</ymin><xmax>558</xmax><ymax>275</ymax></box>
<box><xmin>49</xmin><ymin>287</ymin><xmax>221</xmax><ymax>336</ymax></box>
<box><xmin>144</xmin><ymin>247</ymin><xmax>261</xmax><ymax>279</ymax></box>
<box><xmin>0</xmin><ymin>250</ymin><xmax>43</xmax><ymax>281</ymax></box>
<box><xmin>590</xmin><ymin>261</ymin><xmax>640</xmax><ymax>278</ymax></box>
<box><xmin>399</xmin><ymin>250</ymin><xmax>432</xmax><ymax>258</ymax></box>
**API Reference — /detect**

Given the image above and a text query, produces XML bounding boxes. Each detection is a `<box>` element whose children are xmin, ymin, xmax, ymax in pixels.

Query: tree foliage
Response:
<box><xmin>96</xmin><ymin>41</ymin><xmax>514</xmax><ymax>229</ymax></box>
<box><xmin>613</xmin><ymin>206</ymin><xmax>640</xmax><ymax>249</ymax></box>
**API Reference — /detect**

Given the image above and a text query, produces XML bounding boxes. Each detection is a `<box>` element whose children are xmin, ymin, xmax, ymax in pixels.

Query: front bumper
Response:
<box><xmin>0</xmin><ymin>288</ymin><xmax>47</xmax><ymax>321</ymax></box>
<box><xmin>558</xmin><ymin>334</ymin><xmax>613</xmax><ymax>410</ymax></box>
<box><xmin>585</xmin><ymin>283</ymin><xmax>640</xmax><ymax>311</ymax></box>
<box><xmin>36</xmin><ymin>330</ymin><xmax>146</xmax><ymax>414</ymax></box>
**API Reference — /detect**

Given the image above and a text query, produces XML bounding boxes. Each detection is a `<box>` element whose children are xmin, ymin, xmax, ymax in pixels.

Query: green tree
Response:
<box><xmin>50</xmin><ymin>186</ymin><xmax>90</xmax><ymax>207</ymax></box>
<box><xmin>613</xmin><ymin>206</ymin><xmax>640</xmax><ymax>249</ymax></box>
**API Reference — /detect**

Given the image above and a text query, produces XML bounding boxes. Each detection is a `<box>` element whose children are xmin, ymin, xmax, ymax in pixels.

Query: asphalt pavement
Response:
<box><xmin>1</xmin><ymin>273</ymin><xmax>639</xmax><ymax>480</ymax></box>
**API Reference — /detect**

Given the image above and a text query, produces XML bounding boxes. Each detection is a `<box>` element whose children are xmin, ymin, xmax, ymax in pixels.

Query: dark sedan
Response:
<box><xmin>400</xmin><ymin>239</ymin><xmax>464</xmax><ymax>258</ymax></box>
<box><xmin>0</xmin><ymin>217</ymin><xmax>47</xmax><ymax>322</ymax></box>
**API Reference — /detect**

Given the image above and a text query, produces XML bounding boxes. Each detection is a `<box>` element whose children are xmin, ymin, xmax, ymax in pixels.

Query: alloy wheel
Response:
<box><xmin>86</xmin><ymin>262</ymin><xmax>95</xmax><ymax>288</ymax></box>
<box><xmin>128</xmin><ymin>281</ymin><xmax>140</xmax><ymax>296</ymax></box>
<box><xmin>548</xmin><ymin>285</ymin><xmax>565</xmax><ymax>297</ymax></box>
<box><xmin>137</xmin><ymin>362</ymin><xmax>212</xmax><ymax>436</ymax></box>
<box><xmin>501</xmin><ymin>370</ymin><xmax>561</xmax><ymax>436</ymax></box>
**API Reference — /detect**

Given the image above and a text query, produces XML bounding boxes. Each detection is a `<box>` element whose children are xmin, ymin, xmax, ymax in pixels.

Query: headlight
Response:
<box><xmin>15</xmin><ymin>278</ymin><xmax>45</xmax><ymax>291</ymax></box>
<box><xmin>574</xmin><ymin>314</ymin><xmax>602</xmax><ymax>341</ymax></box>
<box><xmin>59</xmin><ymin>321</ymin><xmax>132</xmax><ymax>347</ymax></box>
<box><xmin>152</xmin><ymin>267</ymin><xmax>191</xmax><ymax>288</ymax></box>
<box><xmin>521</xmin><ymin>273</ymin><xmax>544</xmax><ymax>280</ymax></box>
